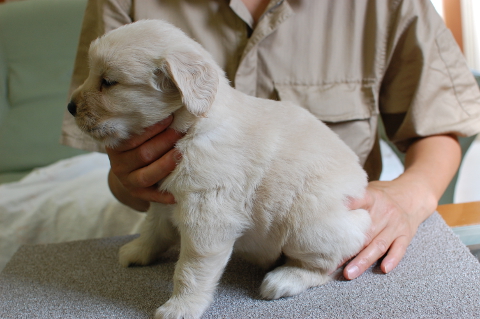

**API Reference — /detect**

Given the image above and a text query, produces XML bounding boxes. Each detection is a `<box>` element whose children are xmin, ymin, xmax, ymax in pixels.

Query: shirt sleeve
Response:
<box><xmin>60</xmin><ymin>0</ymin><xmax>133</xmax><ymax>152</ymax></box>
<box><xmin>379</xmin><ymin>0</ymin><xmax>480</xmax><ymax>152</ymax></box>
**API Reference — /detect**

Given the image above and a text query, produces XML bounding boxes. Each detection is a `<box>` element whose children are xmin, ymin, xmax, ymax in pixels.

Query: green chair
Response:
<box><xmin>0</xmin><ymin>0</ymin><xmax>87</xmax><ymax>183</ymax></box>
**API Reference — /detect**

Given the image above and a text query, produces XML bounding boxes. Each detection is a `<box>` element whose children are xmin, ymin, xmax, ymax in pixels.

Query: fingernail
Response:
<box><xmin>384</xmin><ymin>262</ymin><xmax>392</xmax><ymax>274</ymax></box>
<box><xmin>174</xmin><ymin>150</ymin><xmax>182</xmax><ymax>163</ymax></box>
<box><xmin>346</xmin><ymin>265</ymin><xmax>360</xmax><ymax>279</ymax></box>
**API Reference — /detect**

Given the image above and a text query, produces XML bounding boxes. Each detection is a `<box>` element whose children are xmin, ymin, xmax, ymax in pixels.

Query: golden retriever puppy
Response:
<box><xmin>68</xmin><ymin>20</ymin><xmax>371</xmax><ymax>319</ymax></box>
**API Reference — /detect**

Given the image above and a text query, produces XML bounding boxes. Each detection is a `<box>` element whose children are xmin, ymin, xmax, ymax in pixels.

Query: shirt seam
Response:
<box><xmin>273</xmin><ymin>79</ymin><xmax>377</xmax><ymax>86</ymax></box>
<box><xmin>435</xmin><ymin>29</ymin><xmax>471</xmax><ymax>116</ymax></box>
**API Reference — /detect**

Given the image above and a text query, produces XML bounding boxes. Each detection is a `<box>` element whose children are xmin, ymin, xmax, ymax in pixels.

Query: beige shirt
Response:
<box><xmin>61</xmin><ymin>0</ymin><xmax>480</xmax><ymax>180</ymax></box>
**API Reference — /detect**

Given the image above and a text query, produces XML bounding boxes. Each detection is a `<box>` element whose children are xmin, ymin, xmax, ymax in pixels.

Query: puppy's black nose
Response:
<box><xmin>67</xmin><ymin>101</ymin><xmax>77</xmax><ymax>116</ymax></box>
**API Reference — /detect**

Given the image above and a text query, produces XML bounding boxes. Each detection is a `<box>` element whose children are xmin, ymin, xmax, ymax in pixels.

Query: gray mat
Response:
<box><xmin>1</xmin><ymin>212</ymin><xmax>480</xmax><ymax>318</ymax></box>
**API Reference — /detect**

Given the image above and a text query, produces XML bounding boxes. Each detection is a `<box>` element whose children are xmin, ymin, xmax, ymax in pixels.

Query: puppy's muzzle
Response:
<box><xmin>67</xmin><ymin>101</ymin><xmax>77</xmax><ymax>116</ymax></box>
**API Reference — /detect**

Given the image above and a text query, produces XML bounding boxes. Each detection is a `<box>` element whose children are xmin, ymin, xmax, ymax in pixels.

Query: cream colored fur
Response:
<box><xmin>69</xmin><ymin>20</ymin><xmax>371</xmax><ymax>319</ymax></box>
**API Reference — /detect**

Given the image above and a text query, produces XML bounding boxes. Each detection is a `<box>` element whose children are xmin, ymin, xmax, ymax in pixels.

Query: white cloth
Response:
<box><xmin>0</xmin><ymin>153</ymin><xmax>145</xmax><ymax>271</ymax></box>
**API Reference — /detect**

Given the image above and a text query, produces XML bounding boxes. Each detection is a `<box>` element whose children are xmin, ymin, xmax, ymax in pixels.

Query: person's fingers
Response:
<box><xmin>380</xmin><ymin>235</ymin><xmax>410</xmax><ymax>274</ymax></box>
<box><xmin>343</xmin><ymin>229</ymin><xmax>394</xmax><ymax>280</ymax></box>
<box><xmin>126</xmin><ymin>148</ymin><xmax>180</xmax><ymax>189</ymax></box>
<box><xmin>132</xmin><ymin>128</ymin><xmax>184</xmax><ymax>168</ymax></box>
<box><xmin>103</xmin><ymin>116</ymin><xmax>183</xmax><ymax>206</ymax></box>
<box><xmin>120</xmin><ymin>148</ymin><xmax>180</xmax><ymax>205</ymax></box>
<box><xmin>106</xmin><ymin>115</ymin><xmax>174</xmax><ymax>153</ymax></box>
<box><xmin>108</xmin><ymin>127</ymin><xmax>183</xmax><ymax>178</ymax></box>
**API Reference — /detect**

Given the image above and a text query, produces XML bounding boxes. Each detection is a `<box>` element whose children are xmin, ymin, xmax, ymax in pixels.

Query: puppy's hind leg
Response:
<box><xmin>260</xmin><ymin>258</ymin><xmax>330</xmax><ymax>300</ymax></box>
<box><xmin>260</xmin><ymin>207</ymin><xmax>370</xmax><ymax>299</ymax></box>
<box><xmin>119</xmin><ymin>203</ymin><xmax>178</xmax><ymax>267</ymax></box>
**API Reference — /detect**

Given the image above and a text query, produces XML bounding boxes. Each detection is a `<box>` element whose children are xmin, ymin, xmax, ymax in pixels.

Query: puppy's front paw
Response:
<box><xmin>118</xmin><ymin>238</ymin><xmax>157</xmax><ymax>267</ymax></box>
<box><xmin>154</xmin><ymin>297</ymin><xmax>207</xmax><ymax>319</ymax></box>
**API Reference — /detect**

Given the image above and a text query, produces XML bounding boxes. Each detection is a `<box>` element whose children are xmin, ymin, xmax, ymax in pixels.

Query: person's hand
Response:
<box><xmin>342</xmin><ymin>134</ymin><xmax>461</xmax><ymax>279</ymax></box>
<box><xmin>106</xmin><ymin>115</ymin><xmax>184</xmax><ymax>211</ymax></box>
<box><xmin>343</xmin><ymin>178</ymin><xmax>437</xmax><ymax>279</ymax></box>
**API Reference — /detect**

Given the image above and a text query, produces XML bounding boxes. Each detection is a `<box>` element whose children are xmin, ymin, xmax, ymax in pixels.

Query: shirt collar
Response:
<box><xmin>229</xmin><ymin>0</ymin><xmax>288</xmax><ymax>29</ymax></box>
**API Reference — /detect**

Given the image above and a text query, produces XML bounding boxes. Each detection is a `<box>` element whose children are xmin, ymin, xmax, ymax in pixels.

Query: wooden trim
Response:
<box><xmin>437</xmin><ymin>201</ymin><xmax>480</xmax><ymax>227</ymax></box>
<box><xmin>443</xmin><ymin>0</ymin><xmax>464</xmax><ymax>52</ymax></box>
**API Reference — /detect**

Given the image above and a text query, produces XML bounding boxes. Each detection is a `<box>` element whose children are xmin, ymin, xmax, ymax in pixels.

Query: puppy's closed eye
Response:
<box><xmin>101</xmin><ymin>78</ymin><xmax>118</xmax><ymax>89</ymax></box>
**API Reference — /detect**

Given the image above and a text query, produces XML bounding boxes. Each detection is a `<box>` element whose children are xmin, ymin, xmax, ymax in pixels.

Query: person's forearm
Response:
<box><xmin>108</xmin><ymin>169</ymin><xmax>150</xmax><ymax>212</ymax></box>
<box><xmin>396</xmin><ymin>134</ymin><xmax>461</xmax><ymax>217</ymax></box>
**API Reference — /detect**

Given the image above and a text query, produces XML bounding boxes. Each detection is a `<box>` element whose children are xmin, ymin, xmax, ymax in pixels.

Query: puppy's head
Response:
<box><xmin>68</xmin><ymin>20</ymin><xmax>220</xmax><ymax>147</ymax></box>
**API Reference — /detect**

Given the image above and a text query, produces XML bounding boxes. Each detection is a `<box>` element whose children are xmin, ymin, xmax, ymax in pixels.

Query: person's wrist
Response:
<box><xmin>392</xmin><ymin>171</ymin><xmax>438</xmax><ymax>219</ymax></box>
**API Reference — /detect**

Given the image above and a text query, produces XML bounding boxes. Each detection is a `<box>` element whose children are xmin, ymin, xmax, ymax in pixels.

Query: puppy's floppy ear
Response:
<box><xmin>162</xmin><ymin>52</ymin><xmax>218</xmax><ymax>117</ymax></box>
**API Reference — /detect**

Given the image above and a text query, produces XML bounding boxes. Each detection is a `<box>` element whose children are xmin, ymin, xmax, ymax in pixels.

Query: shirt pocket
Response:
<box><xmin>274</xmin><ymin>82</ymin><xmax>377</xmax><ymax>123</ymax></box>
<box><xmin>274</xmin><ymin>82</ymin><xmax>379</xmax><ymax>168</ymax></box>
